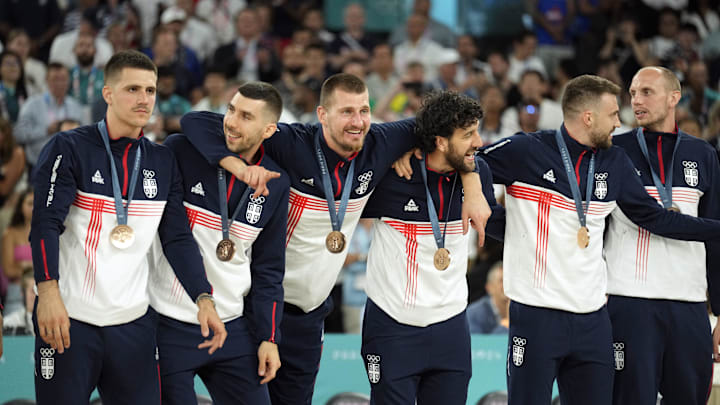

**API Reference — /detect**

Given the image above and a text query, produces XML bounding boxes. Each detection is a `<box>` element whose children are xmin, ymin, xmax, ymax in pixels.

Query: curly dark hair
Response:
<box><xmin>415</xmin><ymin>91</ymin><xmax>484</xmax><ymax>153</ymax></box>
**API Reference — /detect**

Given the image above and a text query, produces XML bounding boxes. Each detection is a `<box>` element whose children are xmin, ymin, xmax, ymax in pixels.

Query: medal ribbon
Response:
<box><xmin>555</xmin><ymin>129</ymin><xmax>595</xmax><ymax>228</ymax></box>
<box><xmin>98</xmin><ymin>120</ymin><xmax>142</xmax><ymax>226</ymax></box>
<box><xmin>217</xmin><ymin>167</ymin><xmax>252</xmax><ymax>240</ymax></box>
<box><xmin>419</xmin><ymin>153</ymin><xmax>457</xmax><ymax>250</ymax></box>
<box><xmin>635</xmin><ymin>128</ymin><xmax>681</xmax><ymax>209</ymax></box>
<box><xmin>314</xmin><ymin>130</ymin><xmax>356</xmax><ymax>232</ymax></box>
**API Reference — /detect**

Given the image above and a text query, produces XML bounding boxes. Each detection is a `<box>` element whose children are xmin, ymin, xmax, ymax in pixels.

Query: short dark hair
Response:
<box><xmin>319</xmin><ymin>73</ymin><xmax>366</xmax><ymax>108</ymax></box>
<box><xmin>561</xmin><ymin>75</ymin><xmax>621</xmax><ymax>118</ymax></box>
<box><xmin>47</xmin><ymin>62</ymin><xmax>68</xmax><ymax>73</ymax></box>
<box><xmin>237</xmin><ymin>81</ymin><xmax>283</xmax><ymax>122</ymax></box>
<box><xmin>104</xmin><ymin>50</ymin><xmax>157</xmax><ymax>84</ymax></box>
<box><xmin>415</xmin><ymin>91</ymin><xmax>484</xmax><ymax>153</ymax></box>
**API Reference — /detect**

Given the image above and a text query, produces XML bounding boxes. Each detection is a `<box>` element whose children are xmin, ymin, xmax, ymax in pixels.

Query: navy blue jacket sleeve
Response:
<box><xmin>477</xmin><ymin>156</ymin><xmax>505</xmax><ymax>241</ymax></box>
<box><xmin>477</xmin><ymin>135</ymin><xmax>524</xmax><ymax>186</ymax></box>
<box><xmin>180</xmin><ymin>111</ymin><xmax>234</xmax><ymax>166</ymax></box>
<box><xmin>371</xmin><ymin>118</ymin><xmax>417</xmax><ymax>166</ymax></box>
<box><xmin>616</xmin><ymin>151</ymin><xmax>720</xmax><ymax>241</ymax></box>
<box><xmin>248</xmin><ymin>177</ymin><xmax>290</xmax><ymax>344</ymax></box>
<box><xmin>30</xmin><ymin>134</ymin><xmax>77</xmax><ymax>283</ymax></box>
<box><xmin>699</xmin><ymin>149</ymin><xmax>720</xmax><ymax>315</ymax></box>
<box><xmin>157</xmin><ymin>148</ymin><xmax>213</xmax><ymax>301</ymax></box>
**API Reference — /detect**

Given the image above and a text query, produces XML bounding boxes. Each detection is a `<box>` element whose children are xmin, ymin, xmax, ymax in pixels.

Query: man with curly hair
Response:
<box><xmin>360</xmin><ymin>90</ymin><xmax>505</xmax><ymax>404</ymax></box>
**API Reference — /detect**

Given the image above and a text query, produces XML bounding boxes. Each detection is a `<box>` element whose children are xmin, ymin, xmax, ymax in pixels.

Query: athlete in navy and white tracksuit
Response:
<box><xmin>149</xmin><ymin>133</ymin><xmax>290</xmax><ymax>404</ymax></box>
<box><xmin>30</xmin><ymin>122</ymin><xmax>214</xmax><ymax>404</ymax></box>
<box><xmin>605</xmin><ymin>128</ymin><xmax>720</xmax><ymax>405</ymax></box>
<box><xmin>361</xmin><ymin>156</ymin><xmax>504</xmax><ymax>404</ymax></box>
<box><xmin>181</xmin><ymin>111</ymin><xmax>418</xmax><ymax>404</ymax></box>
<box><xmin>479</xmin><ymin>126</ymin><xmax>720</xmax><ymax>405</ymax></box>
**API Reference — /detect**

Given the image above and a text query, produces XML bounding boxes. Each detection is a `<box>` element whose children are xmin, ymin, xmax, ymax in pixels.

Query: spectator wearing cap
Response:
<box><xmin>393</xmin><ymin>13</ymin><xmax>445</xmax><ymax>80</ymax></box>
<box><xmin>164</xmin><ymin>1</ymin><xmax>218</xmax><ymax>63</ymax></box>
<box><xmin>429</xmin><ymin>48</ymin><xmax>478</xmax><ymax>98</ymax></box>
<box><xmin>48</xmin><ymin>7</ymin><xmax>113</xmax><ymax>69</ymax></box>
<box><xmin>389</xmin><ymin>0</ymin><xmax>456</xmax><ymax>48</ymax></box>
<box><xmin>211</xmin><ymin>7</ymin><xmax>281</xmax><ymax>84</ymax></box>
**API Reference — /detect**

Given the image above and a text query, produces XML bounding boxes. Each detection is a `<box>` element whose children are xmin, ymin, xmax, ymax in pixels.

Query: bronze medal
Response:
<box><xmin>667</xmin><ymin>205</ymin><xmax>681</xmax><ymax>213</ymax></box>
<box><xmin>110</xmin><ymin>224</ymin><xmax>135</xmax><ymax>249</ymax></box>
<box><xmin>216</xmin><ymin>239</ymin><xmax>236</xmax><ymax>261</ymax></box>
<box><xmin>326</xmin><ymin>231</ymin><xmax>346</xmax><ymax>253</ymax></box>
<box><xmin>433</xmin><ymin>248</ymin><xmax>451</xmax><ymax>271</ymax></box>
<box><xmin>577</xmin><ymin>226</ymin><xmax>590</xmax><ymax>249</ymax></box>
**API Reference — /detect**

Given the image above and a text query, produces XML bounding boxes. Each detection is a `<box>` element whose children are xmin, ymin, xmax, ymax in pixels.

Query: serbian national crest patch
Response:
<box><xmin>143</xmin><ymin>169</ymin><xmax>157</xmax><ymax>198</ymax></box>
<box><xmin>246</xmin><ymin>194</ymin><xmax>265</xmax><ymax>224</ymax></box>
<box><xmin>613</xmin><ymin>342</ymin><xmax>625</xmax><ymax>371</ymax></box>
<box><xmin>366</xmin><ymin>354</ymin><xmax>381</xmax><ymax>384</ymax></box>
<box><xmin>512</xmin><ymin>336</ymin><xmax>527</xmax><ymax>367</ymax></box>
<box><xmin>39</xmin><ymin>347</ymin><xmax>56</xmax><ymax>380</ymax></box>
<box><xmin>683</xmin><ymin>161</ymin><xmax>699</xmax><ymax>187</ymax></box>
<box><xmin>594</xmin><ymin>172</ymin><xmax>608</xmax><ymax>200</ymax></box>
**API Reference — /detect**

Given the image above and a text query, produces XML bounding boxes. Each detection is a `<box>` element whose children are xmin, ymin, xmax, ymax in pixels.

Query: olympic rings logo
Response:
<box><xmin>683</xmin><ymin>161</ymin><xmax>698</xmax><ymax>169</ymax></box>
<box><xmin>366</xmin><ymin>354</ymin><xmax>381</xmax><ymax>363</ymax></box>
<box><xmin>512</xmin><ymin>337</ymin><xmax>526</xmax><ymax>346</ymax></box>
<box><xmin>250</xmin><ymin>195</ymin><xmax>266</xmax><ymax>204</ymax></box>
<box><xmin>613</xmin><ymin>342</ymin><xmax>624</xmax><ymax>350</ymax></box>
<box><xmin>39</xmin><ymin>348</ymin><xmax>55</xmax><ymax>358</ymax></box>
<box><xmin>357</xmin><ymin>171</ymin><xmax>373</xmax><ymax>183</ymax></box>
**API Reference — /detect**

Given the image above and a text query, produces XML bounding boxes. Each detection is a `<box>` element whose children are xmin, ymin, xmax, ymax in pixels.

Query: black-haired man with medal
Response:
<box><xmin>360</xmin><ymin>91</ymin><xmax>505</xmax><ymax>404</ymax></box>
<box><xmin>605</xmin><ymin>67</ymin><xmax>720</xmax><ymax>405</ymax></box>
<box><xmin>29</xmin><ymin>50</ymin><xmax>226</xmax><ymax>404</ymax></box>
<box><xmin>149</xmin><ymin>82</ymin><xmax>290</xmax><ymax>404</ymax></box>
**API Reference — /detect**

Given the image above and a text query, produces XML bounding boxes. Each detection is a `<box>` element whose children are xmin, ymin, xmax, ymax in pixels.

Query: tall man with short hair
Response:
<box><xmin>477</xmin><ymin>75</ymin><xmax>720</xmax><ymax>404</ymax></box>
<box><xmin>180</xmin><ymin>73</ymin><xmax>491</xmax><ymax>404</ymax></box>
<box><xmin>30</xmin><ymin>50</ymin><xmax>226</xmax><ymax>404</ymax></box>
<box><xmin>606</xmin><ymin>66</ymin><xmax>720</xmax><ymax>404</ymax></box>
<box><xmin>150</xmin><ymin>81</ymin><xmax>289</xmax><ymax>404</ymax></box>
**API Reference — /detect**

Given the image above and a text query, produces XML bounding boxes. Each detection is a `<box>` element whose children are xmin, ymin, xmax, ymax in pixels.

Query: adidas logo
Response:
<box><xmin>191</xmin><ymin>182</ymin><xmax>205</xmax><ymax>196</ymax></box>
<box><xmin>543</xmin><ymin>169</ymin><xmax>556</xmax><ymax>184</ymax></box>
<box><xmin>404</xmin><ymin>199</ymin><xmax>419</xmax><ymax>212</ymax></box>
<box><xmin>301</xmin><ymin>178</ymin><xmax>315</xmax><ymax>187</ymax></box>
<box><xmin>91</xmin><ymin>170</ymin><xmax>104</xmax><ymax>184</ymax></box>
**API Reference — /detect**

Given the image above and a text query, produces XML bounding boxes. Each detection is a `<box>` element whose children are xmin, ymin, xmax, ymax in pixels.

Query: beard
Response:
<box><xmin>446</xmin><ymin>143</ymin><xmax>476</xmax><ymax>173</ymax></box>
<box><xmin>77</xmin><ymin>53</ymin><xmax>95</xmax><ymax>67</ymax></box>
<box><xmin>590</xmin><ymin>130</ymin><xmax>613</xmax><ymax>150</ymax></box>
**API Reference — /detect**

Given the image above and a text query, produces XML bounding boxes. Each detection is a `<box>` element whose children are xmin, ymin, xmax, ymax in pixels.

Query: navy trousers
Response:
<box><xmin>608</xmin><ymin>295</ymin><xmax>712</xmax><ymax>405</ymax></box>
<box><xmin>34</xmin><ymin>306</ymin><xmax>160</xmax><ymax>405</ymax></box>
<box><xmin>157</xmin><ymin>314</ymin><xmax>269</xmax><ymax>405</ymax></box>
<box><xmin>506</xmin><ymin>301</ymin><xmax>614</xmax><ymax>405</ymax></box>
<box><xmin>361</xmin><ymin>299</ymin><xmax>472</xmax><ymax>405</ymax></box>
<box><xmin>268</xmin><ymin>298</ymin><xmax>333</xmax><ymax>405</ymax></box>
